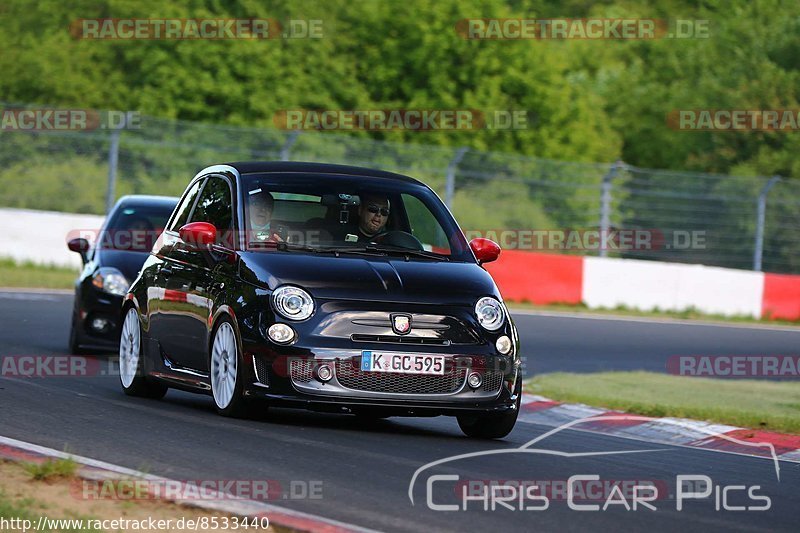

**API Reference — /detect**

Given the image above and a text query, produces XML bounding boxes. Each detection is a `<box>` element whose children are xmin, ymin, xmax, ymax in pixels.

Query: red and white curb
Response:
<box><xmin>0</xmin><ymin>435</ymin><xmax>379</xmax><ymax>533</ymax></box>
<box><xmin>519</xmin><ymin>394</ymin><xmax>800</xmax><ymax>464</ymax></box>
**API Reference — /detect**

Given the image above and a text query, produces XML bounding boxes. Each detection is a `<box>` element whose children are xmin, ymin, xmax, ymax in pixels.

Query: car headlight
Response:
<box><xmin>91</xmin><ymin>267</ymin><xmax>129</xmax><ymax>296</ymax></box>
<box><xmin>475</xmin><ymin>296</ymin><xmax>505</xmax><ymax>331</ymax></box>
<box><xmin>272</xmin><ymin>285</ymin><xmax>315</xmax><ymax>321</ymax></box>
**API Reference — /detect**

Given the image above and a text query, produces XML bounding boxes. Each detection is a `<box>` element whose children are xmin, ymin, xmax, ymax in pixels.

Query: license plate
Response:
<box><xmin>360</xmin><ymin>351</ymin><xmax>445</xmax><ymax>375</ymax></box>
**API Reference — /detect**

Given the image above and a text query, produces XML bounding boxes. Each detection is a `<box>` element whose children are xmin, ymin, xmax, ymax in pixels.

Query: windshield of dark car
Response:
<box><xmin>97</xmin><ymin>203</ymin><xmax>176</xmax><ymax>252</ymax></box>
<box><xmin>241</xmin><ymin>175</ymin><xmax>472</xmax><ymax>261</ymax></box>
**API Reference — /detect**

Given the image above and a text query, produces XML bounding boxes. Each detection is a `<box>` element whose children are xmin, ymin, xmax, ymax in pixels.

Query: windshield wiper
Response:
<box><xmin>362</xmin><ymin>244</ymin><xmax>449</xmax><ymax>261</ymax></box>
<box><xmin>252</xmin><ymin>242</ymin><xmax>388</xmax><ymax>257</ymax></box>
<box><xmin>315</xmin><ymin>245</ymin><xmax>388</xmax><ymax>257</ymax></box>
<box><xmin>249</xmin><ymin>242</ymin><xmax>447</xmax><ymax>261</ymax></box>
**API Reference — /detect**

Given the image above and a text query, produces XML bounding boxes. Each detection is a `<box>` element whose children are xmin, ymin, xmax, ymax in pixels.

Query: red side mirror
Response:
<box><xmin>469</xmin><ymin>238</ymin><xmax>501</xmax><ymax>264</ymax></box>
<box><xmin>179</xmin><ymin>222</ymin><xmax>217</xmax><ymax>247</ymax></box>
<box><xmin>67</xmin><ymin>238</ymin><xmax>90</xmax><ymax>254</ymax></box>
<box><xmin>67</xmin><ymin>237</ymin><xmax>90</xmax><ymax>264</ymax></box>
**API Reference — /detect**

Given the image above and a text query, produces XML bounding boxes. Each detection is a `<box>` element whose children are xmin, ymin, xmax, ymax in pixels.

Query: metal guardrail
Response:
<box><xmin>0</xmin><ymin>103</ymin><xmax>798</xmax><ymax>274</ymax></box>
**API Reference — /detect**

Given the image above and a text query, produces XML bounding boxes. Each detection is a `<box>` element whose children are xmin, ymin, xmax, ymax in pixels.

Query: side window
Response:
<box><xmin>168</xmin><ymin>179</ymin><xmax>203</xmax><ymax>232</ymax></box>
<box><xmin>401</xmin><ymin>194</ymin><xmax>451</xmax><ymax>254</ymax></box>
<box><xmin>189</xmin><ymin>177</ymin><xmax>234</xmax><ymax>243</ymax></box>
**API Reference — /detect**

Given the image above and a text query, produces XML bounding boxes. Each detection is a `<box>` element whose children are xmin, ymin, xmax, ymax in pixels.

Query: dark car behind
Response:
<box><xmin>67</xmin><ymin>195</ymin><xmax>178</xmax><ymax>352</ymax></box>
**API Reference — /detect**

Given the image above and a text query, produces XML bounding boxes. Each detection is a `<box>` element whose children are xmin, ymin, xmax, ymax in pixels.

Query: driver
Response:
<box><xmin>348</xmin><ymin>194</ymin><xmax>390</xmax><ymax>242</ymax></box>
<box><xmin>248</xmin><ymin>190</ymin><xmax>283</xmax><ymax>242</ymax></box>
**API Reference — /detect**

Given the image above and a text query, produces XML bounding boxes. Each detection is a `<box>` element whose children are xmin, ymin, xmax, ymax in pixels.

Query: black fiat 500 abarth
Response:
<box><xmin>120</xmin><ymin>162</ymin><xmax>522</xmax><ymax>438</ymax></box>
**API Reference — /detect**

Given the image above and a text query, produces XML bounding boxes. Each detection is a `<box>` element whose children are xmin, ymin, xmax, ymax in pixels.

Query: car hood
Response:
<box><xmin>238</xmin><ymin>251</ymin><xmax>501</xmax><ymax>304</ymax></box>
<box><xmin>95</xmin><ymin>248</ymin><xmax>151</xmax><ymax>283</ymax></box>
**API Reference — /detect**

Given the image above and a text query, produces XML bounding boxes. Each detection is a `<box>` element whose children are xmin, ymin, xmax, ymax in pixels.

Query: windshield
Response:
<box><xmin>241</xmin><ymin>174</ymin><xmax>473</xmax><ymax>262</ymax></box>
<box><xmin>98</xmin><ymin>203</ymin><xmax>176</xmax><ymax>252</ymax></box>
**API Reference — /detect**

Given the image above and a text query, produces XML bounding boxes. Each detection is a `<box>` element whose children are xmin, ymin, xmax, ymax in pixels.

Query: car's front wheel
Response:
<box><xmin>68</xmin><ymin>310</ymin><xmax>85</xmax><ymax>355</ymax></box>
<box><xmin>210</xmin><ymin>318</ymin><xmax>250</xmax><ymax>417</ymax></box>
<box><xmin>119</xmin><ymin>307</ymin><xmax>167</xmax><ymax>399</ymax></box>
<box><xmin>457</xmin><ymin>379</ymin><xmax>521</xmax><ymax>439</ymax></box>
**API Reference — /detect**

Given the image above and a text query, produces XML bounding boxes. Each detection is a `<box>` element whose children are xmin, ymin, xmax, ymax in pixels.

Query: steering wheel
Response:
<box><xmin>372</xmin><ymin>231</ymin><xmax>424</xmax><ymax>251</ymax></box>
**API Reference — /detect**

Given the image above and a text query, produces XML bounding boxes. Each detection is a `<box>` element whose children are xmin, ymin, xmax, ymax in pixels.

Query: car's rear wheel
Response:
<box><xmin>457</xmin><ymin>379</ymin><xmax>521</xmax><ymax>439</ymax></box>
<box><xmin>119</xmin><ymin>307</ymin><xmax>167</xmax><ymax>399</ymax></box>
<box><xmin>210</xmin><ymin>319</ymin><xmax>250</xmax><ymax>418</ymax></box>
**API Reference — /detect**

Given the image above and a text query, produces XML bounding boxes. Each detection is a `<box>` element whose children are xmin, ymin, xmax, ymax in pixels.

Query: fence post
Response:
<box><xmin>445</xmin><ymin>147</ymin><xmax>468</xmax><ymax>210</ymax></box>
<box><xmin>753</xmin><ymin>175</ymin><xmax>781</xmax><ymax>271</ymax></box>
<box><xmin>105</xmin><ymin>115</ymin><xmax>126</xmax><ymax>214</ymax></box>
<box><xmin>280</xmin><ymin>130</ymin><xmax>301</xmax><ymax>161</ymax></box>
<box><xmin>599</xmin><ymin>160</ymin><xmax>622</xmax><ymax>257</ymax></box>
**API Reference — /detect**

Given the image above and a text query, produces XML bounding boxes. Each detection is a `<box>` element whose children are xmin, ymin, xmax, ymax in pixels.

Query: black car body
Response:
<box><xmin>120</xmin><ymin>162</ymin><xmax>522</xmax><ymax>438</ymax></box>
<box><xmin>68</xmin><ymin>195</ymin><xmax>178</xmax><ymax>352</ymax></box>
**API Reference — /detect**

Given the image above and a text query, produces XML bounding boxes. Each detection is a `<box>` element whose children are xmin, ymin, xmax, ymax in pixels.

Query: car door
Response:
<box><xmin>160</xmin><ymin>175</ymin><xmax>235</xmax><ymax>372</ymax></box>
<box><xmin>147</xmin><ymin>178</ymin><xmax>204</xmax><ymax>366</ymax></box>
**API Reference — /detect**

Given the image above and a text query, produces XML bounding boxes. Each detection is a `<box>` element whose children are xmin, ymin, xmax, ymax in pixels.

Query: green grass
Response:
<box><xmin>22</xmin><ymin>458</ymin><xmax>79</xmax><ymax>481</ymax></box>
<box><xmin>0</xmin><ymin>489</ymin><xmax>102</xmax><ymax>533</ymax></box>
<box><xmin>508</xmin><ymin>300</ymin><xmax>800</xmax><ymax>327</ymax></box>
<box><xmin>0</xmin><ymin>257</ymin><xmax>77</xmax><ymax>290</ymax></box>
<box><xmin>526</xmin><ymin>371</ymin><xmax>800</xmax><ymax>434</ymax></box>
<box><xmin>0</xmin><ymin>489</ymin><xmax>40</xmax><ymax>526</ymax></box>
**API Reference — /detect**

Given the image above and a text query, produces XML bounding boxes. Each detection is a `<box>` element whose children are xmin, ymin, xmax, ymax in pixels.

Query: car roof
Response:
<box><xmin>116</xmin><ymin>195</ymin><xmax>179</xmax><ymax>207</ymax></box>
<box><xmin>223</xmin><ymin>161</ymin><xmax>424</xmax><ymax>186</ymax></box>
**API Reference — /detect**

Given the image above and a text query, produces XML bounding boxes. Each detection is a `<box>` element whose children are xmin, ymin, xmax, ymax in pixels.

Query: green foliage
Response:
<box><xmin>22</xmin><ymin>458</ymin><xmax>79</xmax><ymax>481</ymax></box>
<box><xmin>0</xmin><ymin>0</ymin><xmax>798</xmax><ymax>270</ymax></box>
<box><xmin>0</xmin><ymin>0</ymin><xmax>797</xmax><ymax>176</ymax></box>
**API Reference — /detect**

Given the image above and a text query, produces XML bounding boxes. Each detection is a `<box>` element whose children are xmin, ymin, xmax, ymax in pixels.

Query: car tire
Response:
<box><xmin>119</xmin><ymin>307</ymin><xmax>168</xmax><ymax>399</ymax></box>
<box><xmin>457</xmin><ymin>378</ymin><xmax>521</xmax><ymax>439</ymax></box>
<box><xmin>209</xmin><ymin>318</ymin><xmax>251</xmax><ymax>418</ymax></box>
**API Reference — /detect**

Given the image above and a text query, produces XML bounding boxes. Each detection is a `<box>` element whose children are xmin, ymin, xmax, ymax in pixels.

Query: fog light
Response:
<box><xmin>467</xmin><ymin>372</ymin><xmax>483</xmax><ymax>389</ymax></box>
<box><xmin>315</xmin><ymin>364</ymin><xmax>333</xmax><ymax>382</ymax></box>
<box><xmin>90</xmin><ymin>317</ymin><xmax>111</xmax><ymax>332</ymax></box>
<box><xmin>496</xmin><ymin>335</ymin><xmax>512</xmax><ymax>354</ymax></box>
<box><xmin>267</xmin><ymin>323</ymin><xmax>296</xmax><ymax>344</ymax></box>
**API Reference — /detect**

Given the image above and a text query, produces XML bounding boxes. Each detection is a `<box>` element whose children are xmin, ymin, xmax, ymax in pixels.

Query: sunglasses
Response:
<box><xmin>367</xmin><ymin>204</ymin><xmax>390</xmax><ymax>217</ymax></box>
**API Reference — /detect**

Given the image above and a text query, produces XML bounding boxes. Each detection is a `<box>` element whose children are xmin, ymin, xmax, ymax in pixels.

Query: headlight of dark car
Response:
<box><xmin>91</xmin><ymin>267</ymin><xmax>130</xmax><ymax>296</ymax></box>
<box><xmin>272</xmin><ymin>285</ymin><xmax>315</xmax><ymax>321</ymax></box>
<box><xmin>475</xmin><ymin>296</ymin><xmax>505</xmax><ymax>331</ymax></box>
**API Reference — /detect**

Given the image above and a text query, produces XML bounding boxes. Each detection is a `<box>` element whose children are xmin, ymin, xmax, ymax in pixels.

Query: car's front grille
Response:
<box><xmin>288</xmin><ymin>357</ymin><xmax>504</xmax><ymax>396</ymax></box>
<box><xmin>350</xmin><ymin>334</ymin><xmax>451</xmax><ymax>346</ymax></box>
<box><xmin>334</xmin><ymin>359</ymin><xmax>466</xmax><ymax>394</ymax></box>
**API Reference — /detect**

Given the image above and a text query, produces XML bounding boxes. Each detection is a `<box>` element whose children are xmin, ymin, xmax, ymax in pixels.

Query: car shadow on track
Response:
<box><xmin>160</xmin><ymin>390</ymin><xmax>476</xmax><ymax>440</ymax></box>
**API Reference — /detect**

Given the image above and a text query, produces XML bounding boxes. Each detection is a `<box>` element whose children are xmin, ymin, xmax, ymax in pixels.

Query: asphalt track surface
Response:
<box><xmin>1</xmin><ymin>291</ymin><xmax>799</xmax><ymax>532</ymax></box>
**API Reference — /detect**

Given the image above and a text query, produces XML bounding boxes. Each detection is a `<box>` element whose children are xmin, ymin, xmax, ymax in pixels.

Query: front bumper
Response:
<box><xmin>74</xmin><ymin>286</ymin><xmax>124</xmax><ymax>348</ymax></box>
<box><xmin>242</xmin><ymin>388</ymin><xmax>519</xmax><ymax>416</ymax></box>
<box><xmin>244</xmin><ymin>348</ymin><xmax>520</xmax><ymax>415</ymax></box>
